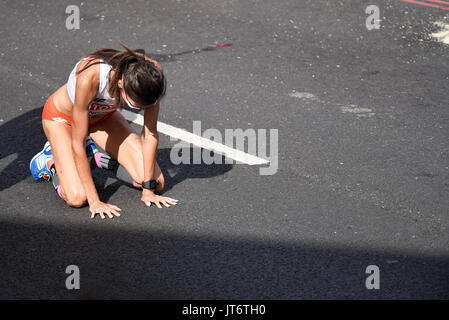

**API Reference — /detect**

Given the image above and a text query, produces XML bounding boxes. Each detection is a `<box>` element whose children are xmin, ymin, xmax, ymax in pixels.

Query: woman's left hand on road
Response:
<box><xmin>141</xmin><ymin>189</ymin><xmax>178</xmax><ymax>208</ymax></box>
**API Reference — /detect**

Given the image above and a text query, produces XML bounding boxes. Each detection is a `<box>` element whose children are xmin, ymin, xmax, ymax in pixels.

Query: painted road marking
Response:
<box><xmin>120</xmin><ymin>109</ymin><xmax>270</xmax><ymax>166</ymax></box>
<box><xmin>289</xmin><ymin>91</ymin><xmax>376</xmax><ymax>118</ymax></box>
<box><xmin>431</xmin><ymin>21</ymin><xmax>449</xmax><ymax>44</ymax></box>
<box><xmin>288</xmin><ymin>92</ymin><xmax>316</xmax><ymax>100</ymax></box>
<box><xmin>341</xmin><ymin>105</ymin><xmax>376</xmax><ymax>118</ymax></box>
<box><xmin>401</xmin><ymin>0</ymin><xmax>449</xmax><ymax>10</ymax></box>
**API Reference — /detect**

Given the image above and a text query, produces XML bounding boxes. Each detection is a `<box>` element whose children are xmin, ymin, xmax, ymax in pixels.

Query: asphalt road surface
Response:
<box><xmin>0</xmin><ymin>0</ymin><xmax>448</xmax><ymax>299</ymax></box>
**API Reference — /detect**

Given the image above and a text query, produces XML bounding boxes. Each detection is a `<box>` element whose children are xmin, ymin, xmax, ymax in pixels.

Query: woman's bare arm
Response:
<box><xmin>71</xmin><ymin>64</ymin><xmax>121</xmax><ymax>218</ymax></box>
<box><xmin>140</xmin><ymin>102</ymin><xmax>178</xmax><ymax>208</ymax></box>
<box><xmin>71</xmin><ymin>68</ymin><xmax>100</xmax><ymax>205</ymax></box>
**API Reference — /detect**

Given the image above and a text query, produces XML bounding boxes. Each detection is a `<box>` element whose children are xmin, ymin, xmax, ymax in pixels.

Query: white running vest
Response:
<box><xmin>67</xmin><ymin>57</ymin><xmax>120</xmax><ymax>115</ymax></box>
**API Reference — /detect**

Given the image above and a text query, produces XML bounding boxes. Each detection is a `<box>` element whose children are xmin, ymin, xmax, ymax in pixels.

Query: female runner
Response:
<box><xmin>29</xmin><ymin>43</ymin><xmax>178</xmax><ymax>219</ymax></box>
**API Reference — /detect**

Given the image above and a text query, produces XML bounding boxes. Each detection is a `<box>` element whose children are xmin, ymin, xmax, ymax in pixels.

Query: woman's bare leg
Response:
<box><xmin>42</xmin><ymin>120</ymin><xmax>87</xmax><ymax>207</ymax></box>
<box><xmin>88</xmin><ymin>111</ymin><xmax>165</xmax><ymax>193</ymax></box>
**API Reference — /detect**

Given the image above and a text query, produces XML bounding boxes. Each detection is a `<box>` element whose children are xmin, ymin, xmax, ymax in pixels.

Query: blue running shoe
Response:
<box><xmin>85</xmin><ymin>136</ymin><xmax>99</xmax><ymax>158</ymax></box>
<box><xmin>29</xmin><ymin>141</ymin><xmax>52</xmax><ymax>181</ymax></box>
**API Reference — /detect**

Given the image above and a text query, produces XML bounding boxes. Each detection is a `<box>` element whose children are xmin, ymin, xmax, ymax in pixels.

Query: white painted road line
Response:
<box><xmin>431</xmin><ymin>21</ymin><xmax>449</xmax><ymax>44</ymax></box>
<box><xmin>120</xmin><ymin>109</ymin><xmax>270</xmax><ymax>166</ymax></box>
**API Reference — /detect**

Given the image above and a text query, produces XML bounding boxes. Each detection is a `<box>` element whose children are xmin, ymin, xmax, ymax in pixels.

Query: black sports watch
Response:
<box><xmin>142</xmin><ymin>179</ymin><xmax>160</xmax><ymax>190</ymax></box>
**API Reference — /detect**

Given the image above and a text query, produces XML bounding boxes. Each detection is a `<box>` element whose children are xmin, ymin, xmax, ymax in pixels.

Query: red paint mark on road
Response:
<box><xmin>147</xmin><ymin>43</ymin><xmax>232</xmax><ymax>63</ymax></box>
<box><xmin>401</xmin><ymin>0</ymin><xmax>449</xmax><ymax>10</ymax></box>
<box><xmin>427</xmin><ymin>0</ymin><xmax>449</xmax><ymax>6</ymax></box>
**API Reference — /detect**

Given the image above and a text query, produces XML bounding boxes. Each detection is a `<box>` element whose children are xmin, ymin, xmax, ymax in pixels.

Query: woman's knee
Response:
<box><xmin>63</xmin><ymin>187</ymin><xmax>87</xmax><ymax>207</ymax></box>
<box><xmin>66</xmin><ymin>195</ymin><xmax>88</xmax><ymax>208</ymax></box>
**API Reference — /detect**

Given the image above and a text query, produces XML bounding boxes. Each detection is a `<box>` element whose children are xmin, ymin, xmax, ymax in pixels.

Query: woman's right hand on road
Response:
<box><xmin>90</xmin><ymin>200</ymin><xmax>121</xmax><ymax>219</ymax></box>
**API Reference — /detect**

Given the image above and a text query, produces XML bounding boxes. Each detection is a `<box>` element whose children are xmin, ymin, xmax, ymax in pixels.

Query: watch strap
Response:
<box><xmin>142</xmin><ymin>179</ymin><xmax>159</xmax><ymax>190</ymax></box>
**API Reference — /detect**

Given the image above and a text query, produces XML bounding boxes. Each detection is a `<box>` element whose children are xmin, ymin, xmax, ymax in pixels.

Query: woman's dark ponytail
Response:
<box><xmin>76</xmin><ymin>43</ymin><xmax>166</xmax><ymax>107</ymax></box>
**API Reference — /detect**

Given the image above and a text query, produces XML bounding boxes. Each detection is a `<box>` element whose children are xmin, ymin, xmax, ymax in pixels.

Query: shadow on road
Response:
<box><xmin>0</xmin><ymin>107</ymin><xmax>233</xmax><ymax>196</ymax></box>
<box><xmin>0</xmin><ymin>219</ymin><xmax>448</xmax><ymax>299</ymax></box>
<box><xmin>95</xmin><ymin>147</ymin><xmax>232</xmax><ymax>203</ymax></box>
<box><xmin>0</xmin><ymin>107</ymin><xmax>45</xmax><ymax>192</ymax></box>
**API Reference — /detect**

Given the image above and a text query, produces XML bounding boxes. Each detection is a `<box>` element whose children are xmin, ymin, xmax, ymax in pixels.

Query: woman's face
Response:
<box><xmin>120</xmin><ymin>87</ymin><xmax>140</xmax><ymax>109</ymax></box>
<box><xmin>120</xmin><ymin>75</ymin><xmax>157</xmax><ymax>110</ymax></box>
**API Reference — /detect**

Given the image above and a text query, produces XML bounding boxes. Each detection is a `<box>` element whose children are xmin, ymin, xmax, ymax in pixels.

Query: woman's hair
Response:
<box><xmin>76</xmin><ymin>43</ymin><xmax>166</xmax><ymax>107</ymax></box>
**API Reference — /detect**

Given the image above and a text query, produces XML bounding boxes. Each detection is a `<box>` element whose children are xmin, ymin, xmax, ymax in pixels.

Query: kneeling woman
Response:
<box><xmin>30</xmin><ymin>44</ymin><xmax>178</xmax><ymax>219</ymax></box>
